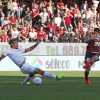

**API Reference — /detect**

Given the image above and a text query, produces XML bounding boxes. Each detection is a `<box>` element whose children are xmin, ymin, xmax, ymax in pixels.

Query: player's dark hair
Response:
<box><xmin>94</xmin><ymin>28</ymin><xmax>100</xmax><ymax>32</ymax></box>
<box><xmin>8</xmin><ymin>38</ymin><xmax>18</xmax><ymax>47</ymax></box>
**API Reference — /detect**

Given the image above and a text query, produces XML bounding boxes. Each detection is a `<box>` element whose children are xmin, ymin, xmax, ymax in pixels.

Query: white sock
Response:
<box><xmin>43</xmin><ymin>71</ymin><xmax>57</xmax><ymax>79</ymax></box>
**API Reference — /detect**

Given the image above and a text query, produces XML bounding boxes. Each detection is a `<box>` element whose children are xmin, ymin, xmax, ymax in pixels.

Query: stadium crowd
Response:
<box><xmin>0</xmin><ymin>0</ymin><xmax>99</xmax><ymax>43</ymax></box>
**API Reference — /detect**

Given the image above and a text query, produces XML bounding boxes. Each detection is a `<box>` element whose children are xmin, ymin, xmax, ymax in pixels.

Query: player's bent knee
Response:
<box><xmin>83</xmin><ymin>60</ymin><xmax>93</xmax><ymax>69</ymax></box>
<box><xmin>37</xmin><ymin>69</ymin><xmax>44</xmax><ymax>75</ymax></box>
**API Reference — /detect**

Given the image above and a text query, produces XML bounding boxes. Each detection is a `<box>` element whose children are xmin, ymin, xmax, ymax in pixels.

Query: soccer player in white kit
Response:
<box><xmin>0</xmin><ymin>38</ymin><xmax>60</xmax><ymax>85</ymax></box>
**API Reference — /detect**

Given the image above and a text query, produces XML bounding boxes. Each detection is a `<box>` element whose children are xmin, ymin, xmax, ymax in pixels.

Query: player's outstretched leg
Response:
<box><xmin>36</xmin><ymin>69</ymin><xmax>61</xmax><ymax>80</ymax></box>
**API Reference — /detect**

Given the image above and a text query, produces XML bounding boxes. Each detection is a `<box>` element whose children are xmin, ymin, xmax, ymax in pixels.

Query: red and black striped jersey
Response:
<box><xmin>86</xmin><ymin>38</ymin><xmax>100</xmax><ymax>54</ymax></box>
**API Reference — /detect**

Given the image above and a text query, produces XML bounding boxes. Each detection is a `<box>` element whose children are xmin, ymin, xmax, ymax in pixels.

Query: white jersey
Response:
<box><xmin>4</xmin><ymin>48</ymin><xmax>25</xmax><ymax>67</ymax></box>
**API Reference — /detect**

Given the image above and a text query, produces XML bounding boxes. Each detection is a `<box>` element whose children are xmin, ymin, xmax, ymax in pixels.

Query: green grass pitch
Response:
<box><xmin>0</xmin><ymin>71</ymin><xmax>100</xmax><ymax>100</ymax></box>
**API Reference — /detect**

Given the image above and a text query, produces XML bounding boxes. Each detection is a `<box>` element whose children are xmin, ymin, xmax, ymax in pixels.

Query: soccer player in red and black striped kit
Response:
<box><xmin>83</xmin><ymin>28</ymin><xmax>100</xmax><ymax>85</ymax></box>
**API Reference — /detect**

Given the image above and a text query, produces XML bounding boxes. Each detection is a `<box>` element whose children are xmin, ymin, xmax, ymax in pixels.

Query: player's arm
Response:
<box><xmin>0</xmin><ymin>55</ymin><xmax>6</xmax><ymax>61</ymax></box>
<box><xmin>25</xmin><ymin>41</ymin><xmax>40</xmax><ymax>53</ymax></box>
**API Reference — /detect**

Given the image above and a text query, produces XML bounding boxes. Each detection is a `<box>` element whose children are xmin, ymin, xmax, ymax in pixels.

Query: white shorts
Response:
<box><xmin>20</xmin><ymin>63</ymin><xmax>38</xmax><ymax>74</ymax></box>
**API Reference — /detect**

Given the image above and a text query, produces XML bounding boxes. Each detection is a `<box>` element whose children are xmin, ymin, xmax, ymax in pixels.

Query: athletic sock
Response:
<box><xmin>43</xmin><ymin>71</ymin><xmax>57</xmax><ymax>79</ymax></box>
<box><xmin>85</xmin><ymin>70</ymin><xmax>89</xmax><ymax>80</ymax></box>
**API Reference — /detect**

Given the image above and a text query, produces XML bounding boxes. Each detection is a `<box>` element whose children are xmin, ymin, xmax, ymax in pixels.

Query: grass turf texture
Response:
<box><xmin>0</xmin><ymin>71</ymin><xmax>100</xmax><ymax>100</ymax></box>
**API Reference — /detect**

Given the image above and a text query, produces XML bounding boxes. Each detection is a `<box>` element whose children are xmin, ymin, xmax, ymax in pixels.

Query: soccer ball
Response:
<box><xmin>32</xmin><ymin>77</ymin><xmax>42</xmax><ymax>85</ymax></box>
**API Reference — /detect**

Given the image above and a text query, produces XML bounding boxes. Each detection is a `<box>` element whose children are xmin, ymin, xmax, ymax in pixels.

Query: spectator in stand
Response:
<box><xmin>47</xmin><ymin>20</ymin><xmax>57</xmax><ymax>34</ymax></box>
<box><xmin>72</xmin><ymin>4</ymin><xmax>81</xmax><ymax>29</ymax></box>
<box><xmin>29</xmin><ymin>27</ymin><xmax>37</xmax><ymax>42</ymax></box>
<box><xmin>64</xmin><ymin>11</ymin><xmax>73</xmax><ymax>32</ymax></box>
<box><xmin>0</xmin><ymin>29</ymin><xmax>9</xmax><ymax>42</ymax></box>
<box><xmin>0</xmin><ymin>7</ymin><xmax>4</xmax><ymax>26</ymax></box>
<box><xmin>64</xmin><ymin>4</ymin><xmax>69</xmax><ymax>13</ymax></box>
<box><xmin>2</xmin><ymin>17</ymin><xmax>10</xmax><ymax>28</ymax></box>
<box><xmin>11</xmin><ymin>0</ymin><xmax>18</xmax><ymax>16</ymax></box>
<box><xmin>0</xmin><ymin>26</ymin><xmax>10</xmax><ymax>42</ymax></box>
<box><xmin>20</xmin><ymin>24</ymin><xmax>29</xmax><ymax>41</ymax></box>
<box><xmin>76</xmin><ymin>18</ymin><xmax>84</xmax><ymax>40</ymax></box>
<box><xmin>24</xmin><ymin>12</ymin><xmax>32</xmax><ymax>27</ymax></box>
<box><xmin>39</xmin><ymin>7</ymin><xmax>49</xmax><ymax>26</ymax></box>
<box><xmin>54</xmin><ymin>12</ymin><xmax>62</xmax><ymax>27</ymax></box>
<box><xmin>57</xmin><ymin>26</ymin><xmax>65</xmax><ymax>42</ymax></box>
<box><xmin>37</xmin><ymin>26</ymin><xmax>47</xmax><ymax>41</ymax></box>
<box><xmin>10</xmin><ymin>26</ymin><xmax>19</xmax><ymax>39</ymax></box>
<box><xmin>57</xmin><ymin>0</ymin><xmax>64</xmax><ymax>10</ymax></box>
<box><xmin>85</xmin><ymin>8</ymin><xmax>94</xmax><ymax>25</ymax></box>
<box><xmin>9</xmin><ymin>14</ymin><xmax>17</xmax><ymax>26</ymax></box>
<box><xmin>48</xmin><ymin>28</ymin><xmax>55</xmax><ymax>42</ymax></box>
<box><xmin>31</xmin><ymin>2</ymin><xmax>40</xmax><ymax>27</ymax></box>
<box><xmin>81</xmin><ymin>0</ymin><xmax>88</xmax><ymax>13</ymax></box>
